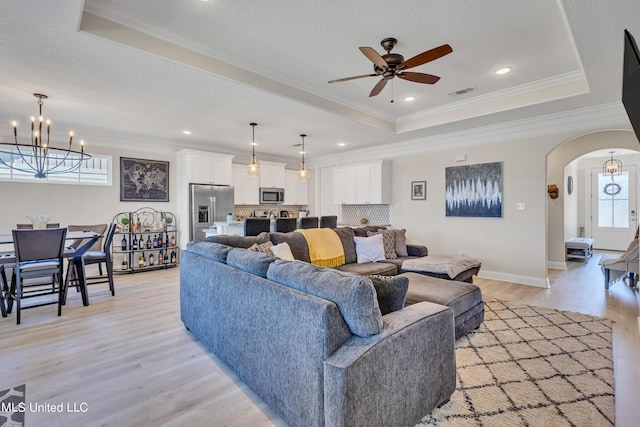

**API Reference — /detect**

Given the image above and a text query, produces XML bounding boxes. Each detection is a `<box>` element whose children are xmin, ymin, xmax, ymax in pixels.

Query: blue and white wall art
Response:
<box><xmin>445</xmin><ymin>162</ymin><xmax>503</xmax><ymax>217</ymax></box>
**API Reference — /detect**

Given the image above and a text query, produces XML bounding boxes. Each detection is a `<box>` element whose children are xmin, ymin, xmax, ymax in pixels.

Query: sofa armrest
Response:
<box><xmin>323</xmin><ymin>302</ymin><xmax>455</xmax><ymax>427</ymax></box>
<box><xmin>407</xmin><ymin>244</ymin><xmax>428</xmax><ymax>256</ymax></box>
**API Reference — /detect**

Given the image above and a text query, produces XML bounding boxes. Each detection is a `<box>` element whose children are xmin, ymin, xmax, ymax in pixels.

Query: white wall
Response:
<box><xmin>0</xmin><ymin>145</ymin><xmax>177</xmax><ymax>233</ymax></box>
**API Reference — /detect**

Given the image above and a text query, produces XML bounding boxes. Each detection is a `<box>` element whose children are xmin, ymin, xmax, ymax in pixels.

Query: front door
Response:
<box><xmin>591</xmin><ymin>165</ymin><xmax>637</xmax><ymax>250</ymax></box>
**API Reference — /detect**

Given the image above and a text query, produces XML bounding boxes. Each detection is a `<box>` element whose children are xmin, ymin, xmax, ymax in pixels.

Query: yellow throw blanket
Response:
<box><xmin>296</xmin><ymin>228</ymin><xmax>346</xmax><ymax>268</ymax></box>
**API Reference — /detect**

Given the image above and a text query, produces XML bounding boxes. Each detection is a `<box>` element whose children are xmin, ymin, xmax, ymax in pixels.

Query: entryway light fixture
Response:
<box><xmin>297</xmin><ymin>133</ymin><xmax>309</xmax><ymax>181</ymax></box>
<box><xmin>0</xmin><ymin>93</ymin><xmax>91</xmax><ymax>179</ymax></box>
<box><xmin>603</xmin><ymin>151</ymin><xmax>622</xmax><ymax>176</ymax></box>
<box><xmin>246</xmin><ymin>122</ymin><xmax>260</xmax><ymax>177</ymax></box>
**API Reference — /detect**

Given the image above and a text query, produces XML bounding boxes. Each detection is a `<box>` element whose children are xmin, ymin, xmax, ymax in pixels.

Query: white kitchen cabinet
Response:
<box><xmin>259</xmin><ymin>161</ymin><xmax>286</xmax><ymax>188</ymax></box>
<box><xmin>332</xmin><ymin>160</ymin><xmax>390</xmax><ymax>204</ymax></box>
<box><xmin>177</xmin><ymin>149</ymin><xmax>234</xmax><ymax>185</ymax></box>
<box><xmin>284</xmin><ymin>169</ymin><xmax>308</xmax><ymax>205</ymax></box>
<box><xmin>232</xmin><ymin>164</ymin><xmax>260</xmax><ymax>205</ymax></box>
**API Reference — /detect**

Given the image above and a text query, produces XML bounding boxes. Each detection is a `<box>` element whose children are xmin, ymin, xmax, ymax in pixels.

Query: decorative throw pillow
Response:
<box><xmin>367</xmin><ymin>230</ymin><xmax>398</xmax><ymax>259</ymax></box>
<box><xmin>354</xmin><ymin>234</ymin><xmax>385</xmax><ymax>263</ymax></box>
<box><xmin>389</xmin><ymin>228</ymin><xmax>408</xmax><ymax>257</ymax></box>
<box><xmin>366</xmin><ymin>275</ymin><xmax>409</xmax><ymax>315</ymax></box>
<box><xmin>248</xmin><ymin>241</ymin><xmax>274</xmax><ymax>257</ymax></box>
<box><xmin>270</xmin><ymin>242</ymin><xmax>295</xmax><ymax>261</ymax></box>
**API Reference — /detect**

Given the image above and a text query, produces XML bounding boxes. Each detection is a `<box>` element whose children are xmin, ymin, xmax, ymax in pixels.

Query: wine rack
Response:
<box><xmin>110</xmin><ymin>208</ymin><xmax>179</xmax><ymax>274</ymax></box>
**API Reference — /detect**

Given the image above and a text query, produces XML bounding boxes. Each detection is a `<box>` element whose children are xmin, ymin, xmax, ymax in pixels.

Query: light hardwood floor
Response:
<box><xmin>1</xmin><ymin>254</ymin><xmax>638</xmax><ymax>427</ymax></box>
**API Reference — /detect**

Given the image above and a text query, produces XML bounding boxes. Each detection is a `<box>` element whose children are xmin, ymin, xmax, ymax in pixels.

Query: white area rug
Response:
<box><xmin>419</xmin><ymin>299</ymin><xmax>614</xmax><ymax>426</ymax></box>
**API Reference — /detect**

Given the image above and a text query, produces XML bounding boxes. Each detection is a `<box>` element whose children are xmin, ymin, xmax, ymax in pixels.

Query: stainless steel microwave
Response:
<box><xmin>259</xmin><ymin>187</ymin><xmax>285</xmax><ymax>204</ymax></box>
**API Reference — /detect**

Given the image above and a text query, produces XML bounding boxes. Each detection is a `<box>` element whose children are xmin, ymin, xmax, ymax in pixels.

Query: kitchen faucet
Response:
<box><xmin>268</xmin><ymin>209</ymin><xmax>279</xmax><ymax>220</ymax></box>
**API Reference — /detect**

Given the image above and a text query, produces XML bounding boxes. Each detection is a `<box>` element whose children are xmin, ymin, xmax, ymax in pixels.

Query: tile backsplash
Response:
<box><xmin>341</xmin><ymin>204</ymin><xmax>389</xmax><ymax>225</ymax></box>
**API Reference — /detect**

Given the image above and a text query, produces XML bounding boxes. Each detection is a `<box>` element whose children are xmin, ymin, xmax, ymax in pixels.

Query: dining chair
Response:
<box><xmin>299</xmin><ymin>216</ymin><xmax>319</xmax><ymax>229</ymax></box>
<box><xmin>7</xmin><ymin>228</ymin><xmax>67</xmax><ymax>324</ymax></box>
<box><xmin>274</xmin><ymin>218</ymin><xmax>297</xmax><ymax>233</ymax></box>
<box><xmin>66</xmin><ymin>224</ymin><xmax>116</xmax><ymax>302</ymax></box>
<box><xmin>319</xmin><ymin>216</ymin><xmax>337</xmax><ymax>229</ymax></box>
<box><xmin>244</xmin><ymin>218</ymin><xmax>271</xmax><ymax>236</ymax></box>
<box><xmin>16</xmin><ymin>223</ymin><xmax>61</xmax><ymax>229</ymax></box>
<box><xmin>67</xmin><ymin>224</ymin><xmax>108</xmax><ymax>276</ymax></box>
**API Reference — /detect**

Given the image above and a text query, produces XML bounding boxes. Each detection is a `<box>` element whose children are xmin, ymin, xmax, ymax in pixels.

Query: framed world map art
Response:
<box><xmin>120</xmin><ymin>157</ymin><xmax>169</xmax><ymax>202</ymax></box>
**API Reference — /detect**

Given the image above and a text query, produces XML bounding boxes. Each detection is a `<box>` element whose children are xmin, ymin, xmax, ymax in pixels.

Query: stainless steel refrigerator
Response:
<box><xmin>189</xmin><ymin>184</ymin><xmax>235</xmax><ymax>242</ymax></box>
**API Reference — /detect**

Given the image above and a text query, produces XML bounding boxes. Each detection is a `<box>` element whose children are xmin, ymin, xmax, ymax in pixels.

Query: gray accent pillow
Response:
<box><xmin>353</xmin><ymin>225</ymin><xmax>387</xmax><ymax>237</ymax></box>
<box><xmin>332</xmin><ymin>227</ymin><xmax>356</xmax><ymax>264</ymax></box>
<box><xmin>248</xmin><ymin>241</ymin><xmax>274</xmax><ymax>257</ymax></box>
<box><xmin>367</xmin><ymin>230</ymin><xmax>398</xmax><ymax>259</ymax></box>
<box><xmin>205</xmin><ymin>232</ymin><xmax>270</xmax><ymax>249</ymax></box>
<box><xmin>267</xmin><ymin>260</ymin><xmax>383</xmax><ymax>337</ymax></box>
<box><xmin>391</xmin><ymin>228</ymin><xmax>409</xmax><ymax>257</ymax></box>
<box><xmin>269</xmin><ymin>232</ymin><xmax>311</xmax><ymax>263</ymax></box>
<box><xmin>186</xmin><ymin>241</ymin><xmax>233</xmax><ymax>263</ymax></box>
<box><xmin>365</xmin><ymin>275</ymin><xmax>409</xmax><ymax>315</ymax></box>
<box><xmin>227</xmin><ymin>247</ymin><xmax>275</xmax><ymax>278</ymax></box>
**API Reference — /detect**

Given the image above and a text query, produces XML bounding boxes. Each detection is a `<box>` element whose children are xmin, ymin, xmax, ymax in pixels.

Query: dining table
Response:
<box><xmin>0</xmin><ymin>230</ymin><xmax>103</xmax><ymax>316</ymax></box>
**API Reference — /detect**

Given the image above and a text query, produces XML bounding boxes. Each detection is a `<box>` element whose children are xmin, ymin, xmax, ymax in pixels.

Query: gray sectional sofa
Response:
<box><xmin>181</xmin><ymin>241</ymin><xmax>457</xmax><ymax>427</ymax></box>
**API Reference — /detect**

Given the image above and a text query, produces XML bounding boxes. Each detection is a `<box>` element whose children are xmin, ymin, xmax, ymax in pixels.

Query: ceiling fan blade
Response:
<box><xmin>328</xmin><ymin>74</ymin><xmax>378</xmax><ymax>83</ymax></box>
<box><xmin>369</xmin><ymin>78</ymin><xmax>388</xmax><ymax>97</ymax></box>
<box><xmin>397</xmin><ymin>72</ymin><xmax>441</xmax><ymax>84</ymax></box>
<box><xmin>399</xmin><ymin>44</ymin><xmax>453</xmax><ymax>70</ymax></box>
<box><xmin>359</xmin><ymin>47</ymin><xmax>388</xmax><ymax>69</ymax></box>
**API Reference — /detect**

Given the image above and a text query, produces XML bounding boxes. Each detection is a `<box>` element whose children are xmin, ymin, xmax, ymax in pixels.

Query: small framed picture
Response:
<box><xmin>412</xmin><ymin>181</ymin><xmax>426</xmax><ymax>200</ymax></box>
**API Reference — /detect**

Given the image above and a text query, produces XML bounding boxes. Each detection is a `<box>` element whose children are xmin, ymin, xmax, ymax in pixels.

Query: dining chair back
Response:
<box><xmin>244</xmin><ymin>218</ymin><xmax>271</xmax><ymax>236</ymax></box>
<box><xmin>68</xmin><ymin>224</ymin><xmax>108</xmax><ymax>252</ymax></box>
<box><xmin>9</xmin><ymin>228</ymin><xmax>67</xmax><ymax>324</ymax></box>
<box><xmin>319</xmin><ymin>216</ymin><xmax>337</xmax><ymax>229</ymax></box>
<box><xmin>299</xmin><ymin>216</ymin><xmax>319</xmax><ymax>229</ymax></box>
<box><xmin>66</xmin><ymin>224</ymin><xmax>116</xmax><ymax>302</ymax></box>
<box><xmin>274</xmin><ymin>218</ymin><xmax>297</xmax><ymax>233</ymax></box>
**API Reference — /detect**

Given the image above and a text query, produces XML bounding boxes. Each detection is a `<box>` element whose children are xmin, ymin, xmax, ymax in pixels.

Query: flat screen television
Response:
<box><xmin>622</xmin><ymin>29</ymin><xmax>640</xmax><ymax>144</ymax></box>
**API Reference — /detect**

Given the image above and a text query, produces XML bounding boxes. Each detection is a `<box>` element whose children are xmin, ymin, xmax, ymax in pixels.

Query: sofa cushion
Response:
<box><xmin>269</xmin><ymin>232</ymin><xmax>311</xmax><ymax>263</ymax></box>
<box><xmin>332</xmin><ymin>227</ymin><xmax>357</xmax><ymax>264</ymax></box>
<box><xmin>186</xmin><ymin>241</ymin><xmax>233</xmax><ymax>263</ymax></box>
<box><xmin>270</xmin><ymin>242</ymin><xmax>295</xmax><ymax>261</ymax></box>
<box><xmin>227</xmin><ymin>247</ymin><xmax>275</xmax><ymax>278</ymax></box>
<box><xmin>205</xmin><ymin>232</ymin><xmax>270</xmax><ymax>249</ymax></box>
<box><xmin>267</xmin><ymin>260</ymin><xmax>383</xmax><ymax>337</ymax></box>
<box><xmin>365</xmin><ymin>275</ymin><xmax>409</xmax><ymax>315</ymax></box>
<box><xmin>354</xmin><ymin>234</ymin><xmax>385</xmax><ymax>263</ymax></box>
<box><xmin>367</xmin><ymin>229</ymin><xmax>398</xmax><ymax>259</ymax></box>
<box><xmin>336</xmin><ymin>262</ymin><xmax>397</xmax><ymax>276</ymax></box>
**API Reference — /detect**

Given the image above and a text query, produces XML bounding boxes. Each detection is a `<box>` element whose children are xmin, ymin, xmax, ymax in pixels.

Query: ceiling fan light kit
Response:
<box><xmin>329</xmin><ymin>37</ymin><xmax>452</xmax><ymax>98</ymax></box>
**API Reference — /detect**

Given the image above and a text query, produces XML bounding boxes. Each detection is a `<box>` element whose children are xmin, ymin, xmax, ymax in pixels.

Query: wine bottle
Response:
<box><xmin>149</xmin><ymin>253</ymin><xmax>155</xmax><ymax>266</ymax></box>
<box><xmin>138</xmin><ymin>254</ymin><xmax>144</xmax><ymax>268</ymax></box>
<box><xmin>158</xmin><ymin>250</ymin><xmax>163</xmax><ymax>265</ymax></box>
<box><xmin>121</xmin><ymin>234</ymin><xmax>127</xmax><ymax>251</ymax></box>
<box><xmin>170</xmin><ymin>249</ymin><xmax>176</xmax><ymax>264</ymax></box>
<box><xmin>170</xmin><ymin>235</ymin><xmax>175</xmax><ymax>247</ymax></box>
<box><xmin>121</xmin><ymin>258</ymin><xmax>128</xmax><ymax>270</ymax></box>
<box><xmin>132</xmin><ymin>234</ymin><xmax>138</xmax><ymax>250</ymax></box>
<box><xmin>163</xmin><ymin>252</ymin><xmax>169</xmax><ymax>264</ymax></box>
<box><xmin>153</xmin><ymin>234</ymin><xmax>158</xmax><ymax>248</ymax></box>
<box><xmin>158</xmin><ymin>234</ymin><xmax>163</xmax><ymax>248</ymax></box>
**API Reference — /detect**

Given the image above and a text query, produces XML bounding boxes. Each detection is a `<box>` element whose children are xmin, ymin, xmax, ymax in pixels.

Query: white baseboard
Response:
<box><xmin>547</xmin><ymin>261</ymin><xmax>567</xmax><ymax>270</ymax></box>
<box><xmin>478</xmin><ymin>270</ymin><xmax>550</xmax><ymax>288</ymax></box>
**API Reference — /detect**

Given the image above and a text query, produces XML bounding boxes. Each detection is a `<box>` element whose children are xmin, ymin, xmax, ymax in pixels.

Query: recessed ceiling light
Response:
<box><xmin>404</xmin><ymin>96</ymin><xmax>416</xmax><ymax>102</ymax></box>
<box><xmin>495</xmin><ymin>66</ymin><xmax>513</xmax><ymax>75</ymax></box>
<box><xmin>182</xmin><ymin>130</ymin><xmax>192</xmax><ymax>135</ymax></box>
<box><xmin>338</xmin><ymin>142</ymin><xmax>346</xmax><ymax>146</ymax></box>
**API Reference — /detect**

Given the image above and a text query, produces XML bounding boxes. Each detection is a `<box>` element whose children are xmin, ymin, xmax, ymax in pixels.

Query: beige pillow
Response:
<box><xmin>367</xmin><ymin>230</ymin><xmax>397</xmax><ymax>259</ymax></box>
<box><xmin>270</xmin><ymin>242</ymin><xmax>295</xmax><ymax>261</ymax></box>
<box><xmin>248</xmin><ymin>241</ymin><xmax>274</xmax><ymax>257</ymax></box>
<box><xmin>391</xmin><ymin>228</ymin><xmax>408</xmax><ymax>257</ymax></box>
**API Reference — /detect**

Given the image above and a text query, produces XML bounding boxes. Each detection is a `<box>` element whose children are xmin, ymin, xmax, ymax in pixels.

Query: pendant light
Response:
<box><xmin>246</xmin><ymin>122</ymin><xmax>260</xmax><ymax>177</ymax></box>
<box><xmin>297</xmin><ymin>133</ymin><xmax>309</xmax><ymax>181</ymax></box>
<box><xmin>603</xmin><ymin>151</ymin><xmax>622</xmax><ymax>176</ymax></box>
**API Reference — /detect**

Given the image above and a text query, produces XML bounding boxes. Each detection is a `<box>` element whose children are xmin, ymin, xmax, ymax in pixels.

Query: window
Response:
<box><xmin>598</xmin><ymin>171</ymin><xmax>629</xmax><ymax>228</ymax></box>
<box><xmin>0</xmin><ymin>149</ymin><xmax>111</xmax><ymax>185</ymax></box>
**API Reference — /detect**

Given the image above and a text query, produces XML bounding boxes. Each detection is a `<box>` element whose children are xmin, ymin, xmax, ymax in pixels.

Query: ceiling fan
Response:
<box><xmin>328</xmin><ymin>37</ymin><xmax>452</xmax><ymax>98</ymax></box>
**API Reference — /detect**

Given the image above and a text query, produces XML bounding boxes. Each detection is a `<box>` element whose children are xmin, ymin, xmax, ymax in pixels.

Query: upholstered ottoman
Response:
<box><xmin>565</xmin><ymin>237</ymin><xmax>594</xmax><ymax>262</ymax></box>
<box><xmin>399</xmin><ymin>272</ymin><xmax>484</xmax><ymax>339</ymax></box>
<box><xmin>400</xmin><ymin>255</ymin><xmax>481</xmax><ymax>283</ymax></box>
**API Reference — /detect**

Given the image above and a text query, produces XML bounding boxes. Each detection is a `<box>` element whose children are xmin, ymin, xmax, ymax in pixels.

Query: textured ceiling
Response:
<box><xmin>0</xmin><ymin>0</ymin><xmax>638</xmax><ymax>165</ymax></box>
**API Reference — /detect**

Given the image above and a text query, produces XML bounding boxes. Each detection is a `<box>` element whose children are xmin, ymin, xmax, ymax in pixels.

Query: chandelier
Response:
<box><xmin>0</xmin><ymin>93</ymin><xmax>90</xmax><ymax>179</ymax></box>
<box><xmin>246</xmin><ymin>122</ymin><xmax>260</xmax><ymax>177</ymax></box>
<box><xmin>602</xmin><ymin>151</ymin><xmax>622</xmax><ymax>176</ymax></box>
<box><xmin>297</xmin><ymin>133</ymin><xmax>309</xmax><ymax>181</ymax></box>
